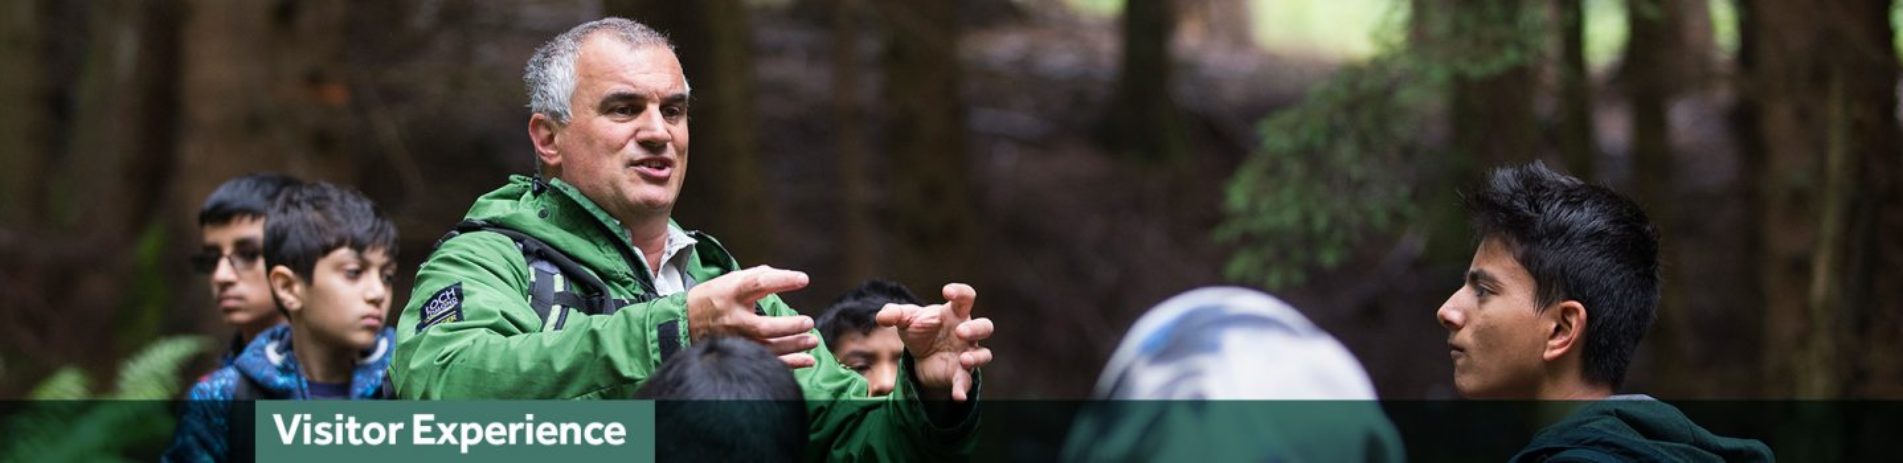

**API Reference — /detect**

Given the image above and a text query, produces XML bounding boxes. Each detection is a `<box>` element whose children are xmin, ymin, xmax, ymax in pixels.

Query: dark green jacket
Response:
<box><xmin>391</xmin><ymin>176</ymin><xmax>978</xmax><ymax>460</ymax></box>
<box><xmin>1511</xmin><ymin>396</ymin><xmax>1773</xmax><ymax>462</ymax></box>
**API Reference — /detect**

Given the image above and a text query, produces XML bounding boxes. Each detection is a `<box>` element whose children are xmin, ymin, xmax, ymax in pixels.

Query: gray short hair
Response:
<box><xmin>524</xmin><ymin>17</ymin><xmax>678</xmax><ymax>125</ymax></box>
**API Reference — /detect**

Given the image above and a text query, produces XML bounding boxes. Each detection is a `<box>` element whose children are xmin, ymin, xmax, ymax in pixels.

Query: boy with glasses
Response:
<box><xmin>191</xmin><ymin>173</ymin><xmax>303</xmax><ymax>366</ymax></box>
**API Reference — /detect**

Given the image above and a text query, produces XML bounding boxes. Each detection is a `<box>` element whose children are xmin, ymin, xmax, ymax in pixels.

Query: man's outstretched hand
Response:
<box><xmin>685</xmin><ymin>266</ymin><xmax>820</xmax><ymax>368</ymax></box>
<box><xmin>876</xmin><ymin>283</ymin><xmax>994</xmax><ymax>401</ymax></box>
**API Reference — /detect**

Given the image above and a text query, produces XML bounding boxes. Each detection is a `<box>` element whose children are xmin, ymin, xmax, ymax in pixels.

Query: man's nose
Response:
<box><xmin>1436</xmin><ymin>294</ymin><xmax>1465</xmax><ymax>331</ymax></box>
<box><xmin>633</xmin><ymin>107</ymin><xmax>672</xmax><ymax>150</ymax></box>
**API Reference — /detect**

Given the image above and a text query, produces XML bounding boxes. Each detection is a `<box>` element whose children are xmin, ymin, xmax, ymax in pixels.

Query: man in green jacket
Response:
<box><xmin>391</xmin><ymin>17</ymin><xmax>995</xmax><ymax>461</ymax></box>
<box><xmin>1437</xmin><ymin>163</ymin><xmax>1770</xmax><ymax>462</ymax></box>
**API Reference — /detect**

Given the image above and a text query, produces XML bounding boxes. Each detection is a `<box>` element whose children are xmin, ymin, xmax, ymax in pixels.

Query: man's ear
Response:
<box><xmin>528</xmin><ymin>113</ymin><xmax>562</xmax><ymax>173</ymax></box>
<box><xmin>268</xmin><ymin>265</ymin><xmax>306</xmax><ymax>317</ymax></box>
<box><xmin>1542</xmin><ymin>300</ymin><xmax>1588</xmax><ymax>362</ymax></box>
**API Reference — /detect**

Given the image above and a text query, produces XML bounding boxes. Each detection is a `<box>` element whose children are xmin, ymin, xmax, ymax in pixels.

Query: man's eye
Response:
<box><xmin>661</xmin><ymin>105</ymin><xmax>686</xmax><ymax>121</ymax></box>
<box><xmin>609</xmin><ymin>105</ymin><xmax>637</xmax><ymax>117</ymax></box>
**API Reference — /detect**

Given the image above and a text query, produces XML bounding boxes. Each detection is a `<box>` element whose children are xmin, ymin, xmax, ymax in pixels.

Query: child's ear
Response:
<box><xmin>268</xmin><ymin>265</ymin><xmax>306</xmax><ymax>316</ymax></box>
<box><xmin>1542</xmin><ymin>300</ymin><xmax>1588</xmax><ymax>362</ymax></box>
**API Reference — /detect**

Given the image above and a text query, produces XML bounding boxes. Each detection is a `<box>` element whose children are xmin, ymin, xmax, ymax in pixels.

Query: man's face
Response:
<box><xmin>548</xmin><ymin>35</ymin><xmax>691</xmax><ymax>224</ymax></box>
<box><xmin>1437</xmin><ymin>238</ymin><xmax>1551</xmax><ymax>399</ymax></box>
<box><xmin>290</xmin><ymin>247</ymin><xmax>395</xmax><ymax>352</ymax></box>
<box><xmin>834</xmin><ymin>327</ymin><xmax>904</xmax><ymax>397</ymax></box>
<box><xmin>200</xmin><ymin>217</ymin><xmax>280</xmax><ymax>333</ymax></box>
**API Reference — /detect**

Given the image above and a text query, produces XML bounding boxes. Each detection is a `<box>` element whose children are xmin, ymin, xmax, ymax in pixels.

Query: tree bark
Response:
<box><xmin>874</xmin><ymin>0</ymin><xmax>978</xmax><ymax>292</ymax></box>
<box><xmin>1557</xmin><ymin>0</ymin><xmax>1597</xmax><ymax>180</ymax></box>
<box><xmin>1107</xmin><ymin>0</ymin><xmax>1189</xmax><ymax>164</ymax></box>
<box><xmin>833</xmin><ymin>0</ymin><xmax>876</xmax><ymax>284</ymax></box>
<box><xmin>1744</xmin><ymin>0</ymin><xmax>1899</xmax><ymax>398</ymax></box>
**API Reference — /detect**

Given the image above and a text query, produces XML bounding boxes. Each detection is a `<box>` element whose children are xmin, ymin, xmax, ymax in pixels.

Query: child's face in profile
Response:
<box><xmin>291</xmin><ymin>247</ymin><xmax>396</xmax><ymax>351</ymax></box>
<box><xmin>834</xmin><ymin>326</ymin><xmax>904</xmax><ymax>397</ymax></box>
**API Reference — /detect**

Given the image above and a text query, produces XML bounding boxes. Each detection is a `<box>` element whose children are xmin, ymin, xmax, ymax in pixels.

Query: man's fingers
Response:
<box><xmin>734</xmin><ymin>266</ymin><xmax>810</xmax><ymax>305</ymax></box>
<box><xmin>760</xmin><ymin>333</ymin><xmax>819</xmax><ymax>356</ymax></box>
<box><xmin>952</xmin><ymin>370</ymin><xmax>972</xmax><ymax>402</ymax></box>
<box><xmin>941</xmin><ymin>283</ymin><xmax>977</xmax><ymax>318</ymax></box>
<box><xmin>876</xmin><ymin>303</ymin><xmax>916</xmax><ymax>328</ymax></box>
<box><xmin>960</xmin><ymin>347</ymin><xmax>993</xmax><ymax>369</ymax></box>
<box><xmin>955</xmin><ymin>318</ymin><xmax>994</xmax><ymax>341</ymax></box>
<box><xmin>778</xmin><ymin>352</ymin><xmax>816</xmax><ymax>369</ymax></box>
<box><xmin>744</xmin><ymin>314</ymin><xmax>814</xmax><ymax>339</ymax></box>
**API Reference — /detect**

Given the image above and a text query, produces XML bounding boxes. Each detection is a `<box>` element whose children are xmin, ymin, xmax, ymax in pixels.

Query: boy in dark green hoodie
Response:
<box><xmin>1435</xmin><ymin>163</ymin><xmax>1772</xmax><ymax>462</ymax></box>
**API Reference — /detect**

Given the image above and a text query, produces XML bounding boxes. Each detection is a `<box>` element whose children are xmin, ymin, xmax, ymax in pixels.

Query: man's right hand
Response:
<box><xmin>684</xmin><ymin>265</ymin><xmax>820</xmax><ymax>368</ymax></box>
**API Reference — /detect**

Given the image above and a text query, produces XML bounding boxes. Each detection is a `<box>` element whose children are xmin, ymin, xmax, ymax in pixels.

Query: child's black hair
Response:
<box><xmin>261</xmin><ymin>181</ymin><xmax>399</xmax><ymax>283</ymax></box>
<box><xmin>1463</xmin><ymin>161</ymin><xmax>1660</xmax><ymax>388</ymax></box>
<box><xmin>198</xmin><ymin>173</ymin><xmax>303</xmax><ymax>227</ymax></box>
<box><xmin>635</xmin><ymin>336</ymin><xmax>807</xmax><ymax>462</ymax></box>
<box><xmin>816</xmin><ymin>280</ymin><xmax>920</xmax><ymax>352</ymax></box>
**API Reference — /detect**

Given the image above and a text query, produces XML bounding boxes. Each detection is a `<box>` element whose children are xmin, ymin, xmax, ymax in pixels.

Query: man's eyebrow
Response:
<box><xmin>1467</xmin><ymin>269</ymin><xmax>1499</xmax><ymax>287</ymax></box>
<box><xmin>597</xmin><ymin>91</ymin><xmax>643</xmax><ymax>106</ymax></box>
<box><xmin>660</xmin><ymin>92</ymin><xmax>688</xmax><ymax>105</ymax></box>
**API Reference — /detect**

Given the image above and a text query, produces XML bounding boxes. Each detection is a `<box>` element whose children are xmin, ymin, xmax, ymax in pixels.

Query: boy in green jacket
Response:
<box><xmin>392</xmin><ymin>17</ymin><xmax>994</xmax><ymax>462</ymax></box>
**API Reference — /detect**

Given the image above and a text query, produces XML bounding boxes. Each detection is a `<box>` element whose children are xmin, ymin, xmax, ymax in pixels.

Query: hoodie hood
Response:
<box><xmin>1511</xmin><ymin>396</ymin><xmax>1774</xmax><ymax>462</ymax></box>
<box><xmin>1062</xmin><ymin>287</ymin><xmax>1405</xmax><ymax>463</ymax></box>
<box><xmin>230</xmin><ymin>324</ymin><xmax>395</xmax><ymax>399</ymax></box>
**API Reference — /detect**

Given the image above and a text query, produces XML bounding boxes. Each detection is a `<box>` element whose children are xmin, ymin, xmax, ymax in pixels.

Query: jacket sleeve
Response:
<box><xmin>390</xmin><ymin>232</ymin><xmax>691</xmax><ymax>399</ymax></box>
<box><xmin>757</xmin><ymin>295</ymin><xmax>982</xmax><ymax>461</ymax></box>
<box><xmin>162</xmin><ymin>378</ymin><xmax>232</xmax><ymax>463</ymax></box>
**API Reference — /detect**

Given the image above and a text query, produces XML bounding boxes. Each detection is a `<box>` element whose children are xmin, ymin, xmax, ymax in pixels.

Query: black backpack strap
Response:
<box><xmin>436</xmin><ymin>220</ymin><xmax>647</xmax><ymax>332</ymax></box>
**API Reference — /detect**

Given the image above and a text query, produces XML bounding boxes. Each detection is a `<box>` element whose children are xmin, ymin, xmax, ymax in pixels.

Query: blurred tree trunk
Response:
<box><xmin>0</xmin><ymin>0</ymin><xmax>184</xmax><ymax>373</ymax></box>
<box><xmin>175</xmin><ymin>0</ymin><xmax>355</xmax><ymax>204</ymax></box>
<box><xmin>1620</xmin><ymin>0</ymin><xmax>1709</xmax><ymax>396</ymax></box>
<box><xmin>1557</xmin><ymin>0</ymin><xmax>1596</xmax><ymax>180</ymax></box>
<box><xmin>873</xmin><ymin>0</ymin><xmax>978</xmax><ymax>292</ymax></box>
<box><xmin>1412</xmin><ymin>0</ymin><xmax>1540</xmax><ymax>263</ymax></box>
<box><xmin>832</xmin><ymin>0</ymin><xmax>875</xmax><ymax>284</ymax></box>
<box><xmin>1107</xmin><ymin>0</ymin><xmax>1189</xmax><ymax>164</ymax></box>
<box><xmin>1744</xmin><ymin>0</ymin><xmax>1900</xmax><ymax>398</ymax></box>
<box><xmin>607</xmin><ymin>0</ymin><xmax>774</xmax><ymax>262</ymax></box>
<box><xmin>0</xmin><ymin>0</ymin><xmax>53</xmax><ymax>225</ymax></box>
<box><xmin>1447</xmin><ymin>0</ymin><xmax>1537</xmax><ymax>168</ymax></box>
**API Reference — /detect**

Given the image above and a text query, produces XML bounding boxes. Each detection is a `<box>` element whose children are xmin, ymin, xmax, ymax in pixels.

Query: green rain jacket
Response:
<box><xmin>391</xmin><ymin>175</ymin><xmax>978</xmax><ymax>461</ymax></box>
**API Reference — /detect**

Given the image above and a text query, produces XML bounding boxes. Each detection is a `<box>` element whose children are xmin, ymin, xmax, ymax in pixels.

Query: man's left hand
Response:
<box><xmin>876</xmin><ymin>283</ymin><xmax>993</xmax><ymax>401</ymax></box>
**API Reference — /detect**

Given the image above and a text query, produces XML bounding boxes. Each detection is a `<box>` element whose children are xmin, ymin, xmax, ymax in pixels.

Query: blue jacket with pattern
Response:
<box><xmin>162</xmin><ymin>324</ymin><xmax>395</xmax><ymax>462</ymax></box>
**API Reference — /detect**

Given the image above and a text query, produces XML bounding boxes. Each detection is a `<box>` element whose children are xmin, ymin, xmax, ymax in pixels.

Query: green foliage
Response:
<box><xmin>1215</xmin><ymin>56</ymin><xmax>1428</xmax><ymax>289</ymax></box>
<box><xmin>1217</xmin><ymin>0</ymin><xmax>1549</xmax><ymax>290</ymax></box>
<box><xmin>0</xmin><ymin>335</ymin><xmax>210</xmax><ymax>462</ymax></box>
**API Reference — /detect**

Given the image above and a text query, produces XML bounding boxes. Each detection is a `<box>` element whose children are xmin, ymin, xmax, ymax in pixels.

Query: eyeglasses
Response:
<box><xmin>191</xmin><ymin>246</ymin><xmax>263</xmax><ymax>274</ymax></box>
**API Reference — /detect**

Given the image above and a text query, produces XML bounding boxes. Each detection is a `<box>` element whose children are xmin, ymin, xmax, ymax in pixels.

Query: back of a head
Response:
<box><xmin>815</xmin><ymin>280</ymin><xmax>920</xmax><ymax>351</ymax></box>
<box><xmin>636</xmin><ymin>336</ymin><xmax>806</xmax><ymax>462</ymax></box>
<box><xmin>199</xmin><ymin>173</ymin><xmax>302</xmax><ymax>226</ymax></box>
<box><xmin>1062</xmin><ymin>287</ymin><xmax>1404</xmax><ymax>462</ymax></box>
<box><xmin>261</xmin><ymin>182</ymin><xmax>399</xmax><ymax>282</ymax></box>
<box><xmin>1463</xmin><ymin>161</ymin><xmax>1661</xmax><ymax>389</ymax></box>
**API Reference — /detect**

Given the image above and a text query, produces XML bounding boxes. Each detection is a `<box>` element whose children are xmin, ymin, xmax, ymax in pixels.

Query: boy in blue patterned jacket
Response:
<box><xmin>165</xmin><ymin>181</ymin><xmax>400</xmax><ymax>462</ymax></box>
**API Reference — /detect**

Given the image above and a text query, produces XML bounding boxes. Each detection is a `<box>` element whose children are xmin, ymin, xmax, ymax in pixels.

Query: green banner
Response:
<box><xmin>255</xmin><ymin>400</ymin><xmax>654</xmax><ymax>462</ymax></box>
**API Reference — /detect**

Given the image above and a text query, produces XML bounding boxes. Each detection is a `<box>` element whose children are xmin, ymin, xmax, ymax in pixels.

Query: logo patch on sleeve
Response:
<box><xmin>416</xmin><ymin>282</ymin><xmax>464</xmax><ymax>333</ymax></box>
